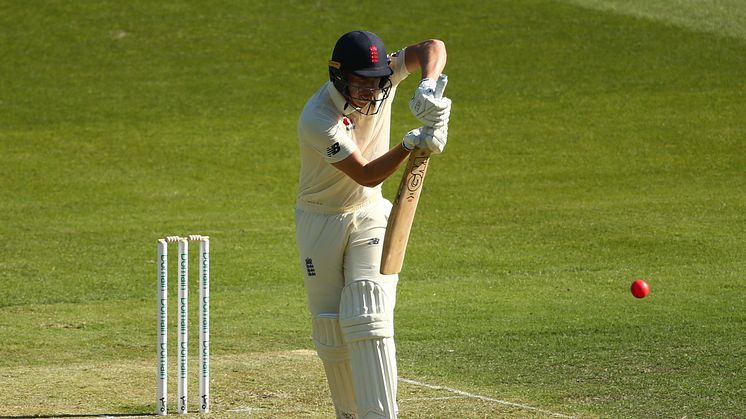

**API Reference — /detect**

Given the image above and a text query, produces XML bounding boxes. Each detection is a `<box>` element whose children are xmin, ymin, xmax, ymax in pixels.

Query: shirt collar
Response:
<box><xmin>327</xmin><ymin>82</ymin><xmax>357</xmax><ymax>116</ymax></box>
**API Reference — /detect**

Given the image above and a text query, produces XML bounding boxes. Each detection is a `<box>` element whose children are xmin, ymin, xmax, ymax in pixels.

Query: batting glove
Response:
<box><xmin>402</xmin><ymin>127</ymin><xmax>423</xmax><ymax>151</ymax></box>
<box><xmin>422</xmin><ymin>126</ymin><xmax>448</xmax><ymax>154</ymax></box>
<box><xmin>402</xmin><ymin>126</ymin><xmax>448</xmax><ymax>154</ymax></box>
<box><xmin>409</xmin><ymin>79</ymin><xmax>452</xmax><ymax>128</ymax></box>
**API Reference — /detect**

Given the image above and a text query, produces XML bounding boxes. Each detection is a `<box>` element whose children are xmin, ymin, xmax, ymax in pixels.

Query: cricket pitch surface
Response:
<box><xmin>1</xmin><ymin>349</ymin><xmax>574</xmax><ymax>418</ymax></box>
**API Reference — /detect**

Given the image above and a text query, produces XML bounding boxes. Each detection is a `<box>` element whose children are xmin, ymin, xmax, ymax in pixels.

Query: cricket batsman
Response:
<box><xmin>295</xmin><ymin>30</ymin><xmax>451</xmax><ymax>418</ymax></box>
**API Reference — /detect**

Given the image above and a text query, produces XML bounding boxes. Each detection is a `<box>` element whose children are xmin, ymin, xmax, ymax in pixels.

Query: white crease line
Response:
<box><xmin>400</xmin><ymin>377</ymin><xmax>575</xmax><ymax>418</ymax></box>
<box><xmin>403</xmin><ymin>395</ymin><xmax>470</xmax><ymax>401</ymax></box>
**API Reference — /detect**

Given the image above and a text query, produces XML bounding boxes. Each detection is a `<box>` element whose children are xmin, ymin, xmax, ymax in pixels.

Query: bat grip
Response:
<box><xmin>434</xmin><ymin>74</ymin><xmax>448</xmax><ymax>99</ymax></box>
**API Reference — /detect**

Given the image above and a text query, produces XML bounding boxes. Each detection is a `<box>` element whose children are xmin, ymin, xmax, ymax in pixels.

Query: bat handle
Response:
<box><xmin>434</xmin><ymin>74</ymin><xmax>448</xmax><ymax>99</ymax></box>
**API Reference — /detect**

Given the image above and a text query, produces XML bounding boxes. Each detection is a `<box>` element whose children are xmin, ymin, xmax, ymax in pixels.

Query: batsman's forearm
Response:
<box><xmin>359</xmin><ymin>143</ymin><xmax>412</xmax><ymax>188</ymax></box>
<box><xmin>333</xmin><ymin>142</ymin><xmax>412</xmax><ymax>188</ymax></box>
<box><xmin>404</xmin><ymin>39</ymin><xmax>447</xmax><ymax>80</ymax></box>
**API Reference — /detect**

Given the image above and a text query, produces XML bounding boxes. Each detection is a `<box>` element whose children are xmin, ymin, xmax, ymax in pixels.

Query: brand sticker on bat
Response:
<box><xmin>404</xmin><ymin>158</ymin><xmax>429</xmax><ymax>201</ymax></box>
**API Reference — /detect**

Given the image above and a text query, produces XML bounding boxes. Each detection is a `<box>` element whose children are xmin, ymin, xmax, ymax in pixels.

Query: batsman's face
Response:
<box><xmin>347</xmin><ymin>74</ymin><xmax>381</xmax><ymax>108</ymax></box>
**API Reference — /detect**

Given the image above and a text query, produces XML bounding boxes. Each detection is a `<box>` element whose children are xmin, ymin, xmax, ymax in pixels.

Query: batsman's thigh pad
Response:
<box><xmin>340</xmin><ymin>280</ymin><xmax>398</xmax><ymax>419</ymax></box>
<box><xmin>312</xmin><ymin>314</ymin><xmax>357</xmax><ymax>418</ymax></box>
<box><xmin>344</xmin><ymin>199</ymin><xmax>398</xmax><ymax>286</ymax></box>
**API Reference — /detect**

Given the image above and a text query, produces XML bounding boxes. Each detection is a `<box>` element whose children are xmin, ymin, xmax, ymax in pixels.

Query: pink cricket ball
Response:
<box><xmin>631</xmin><ymin>279</ymin><xmax>650</xmax><ymax>298</ymax></box>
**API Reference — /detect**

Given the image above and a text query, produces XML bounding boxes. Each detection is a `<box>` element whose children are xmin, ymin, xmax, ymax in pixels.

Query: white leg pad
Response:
<box><xmin>340</xmin><ymin>280</ymin><xmax>398</xmax><ymax>419</ymax></box>
<box><xmin>312</xmin><ymin>314</ymin><xmax>358</xmax><ymax>419</ymax></box>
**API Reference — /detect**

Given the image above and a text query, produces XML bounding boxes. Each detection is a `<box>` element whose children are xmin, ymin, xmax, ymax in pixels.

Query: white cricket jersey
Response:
<box><xmin>297</xmin><ymin>49</ymin><xmax>411</xmax><ymax>214</ymax></box>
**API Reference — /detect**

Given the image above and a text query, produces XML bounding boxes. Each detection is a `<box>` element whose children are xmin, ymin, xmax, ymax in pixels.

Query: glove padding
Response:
<box><xmin>422</xmin><ymin>126</ymin><xmax>448</xmax><ymax>154</ymax></box>
<box><xmin>402</xmin><ymin>126</ymin><xmax>448</xmax><ymax>155</ymax></box>
<box><xmin>409</xmin><ymin>79</ymin><xmax>451</xmax><ymax>128</ymax></box>
<box><xmin>402</xmin><ymin>128</ymin><xmax>422</xmax><ymax>151</ymax></box>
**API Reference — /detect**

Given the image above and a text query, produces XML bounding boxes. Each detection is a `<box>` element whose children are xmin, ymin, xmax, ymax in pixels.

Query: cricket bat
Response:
<box><xmin>380</xmin><ymin>74</ymin><xmax>448</xmax><ymax>275</ymax></box>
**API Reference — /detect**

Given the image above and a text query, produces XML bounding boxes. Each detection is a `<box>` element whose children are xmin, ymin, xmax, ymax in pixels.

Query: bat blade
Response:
<box><xmin>380</xmin><ymin>148</ymin><xmax>431</xmax><ymax>274</ymax></box>
<box><xmin>380</xmin><ymin>74</ymin><xmax>447</xmax><ymax>275</ymax></box>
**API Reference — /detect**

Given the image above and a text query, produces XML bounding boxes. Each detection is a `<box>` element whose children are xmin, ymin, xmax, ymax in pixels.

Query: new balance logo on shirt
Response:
<box><xmin>326</xmin><ymin>142</ymin><xmax>341</xmax><ymax>157</ymax></box>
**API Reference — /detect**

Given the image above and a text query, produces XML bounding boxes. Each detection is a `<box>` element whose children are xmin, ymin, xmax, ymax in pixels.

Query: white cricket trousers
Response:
<box><xmin>295</xmin><ymin>198</ymin><xmax>399</xmax><ymax>316</ymax></box>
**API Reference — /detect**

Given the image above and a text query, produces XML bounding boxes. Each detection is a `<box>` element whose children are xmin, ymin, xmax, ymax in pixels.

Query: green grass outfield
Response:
<box><xmin>1</xmin><ymin>0</ymin><xmax>744</xmax><ymax>417</ymax></box>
